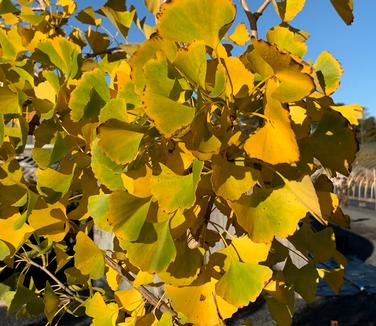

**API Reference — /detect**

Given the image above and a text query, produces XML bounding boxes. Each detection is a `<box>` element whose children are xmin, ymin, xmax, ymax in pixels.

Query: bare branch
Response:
<box><xmin>240</xmin><ymin>0</ymin><xmax>272</xmax><ymax>38</ymax></box>
<box><xmin>23</xmin><ymin>256</ymin><xmax>84</xmax><ymax>304</ymax></box>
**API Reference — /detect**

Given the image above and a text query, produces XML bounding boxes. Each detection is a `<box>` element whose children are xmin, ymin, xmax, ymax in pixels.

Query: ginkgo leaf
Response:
<box><xmin>76</xmin><ymin>6</ymin><xmax>101</xmax><ymax>25</ymax></box>
<box><xmin>310</xmin><ymin>110</ymin><xmax>357</xmax><ymax>175</ymax></box>
<box><xmin>91</xmin><ymin>138</ymin><xmax>124</xmax><ymax>191</ymax></box>
<box><xmin>266</xmin><ymin>25</ymin><xmax>308</xmax><ymax>58</ymax></box>
<box><xmin>37</xmin><ymin>36</ymin><xmax>80</xmax><ymax>78</ymax></box>
<box><xmin>142</xmin><ymin>90</ymin><xmax>195</xmax><ymax>138</ymax></box>
<box><xmin>98</xmin><ymin>120</ymin><xmax>144</xmax><ymax>165</ymax></box>
<box><xmin>165</xmin><ymin>278</ymin><xmax>237</xmax><ymax>326</ymax></box>
<box><xmin>98</xmin><ymin>98</ymin><xmax>128</xmax><ymax>124</ymax></box>
<box><xmin>157</xmin><ymin>0</ymin><xmax>236</xmax><ymax>48</ymax></box>
<box><xmin>115</xmin><ymin>289</ymin><xmax>144</xmax><ymax>314</ymax></box>
<box><xmin>69</xmin><ymin>69</ymin><xmax>110</xmax><ymax>121</ymax></box>
<box><xmin>174</xmin><ymin>41</ymin><xmax>207</xmax><ymax>89</ymax></box>
<box><xmin>0</xmin><ymin>240</ymin><xmax>10</xmax><ymax>260</ymax></box>
<box><xmin>224</xmin><ymin>57</ymin><xmax>254</xmax><ymax>98</ymax></box>
<box><xmin>216</xmin><ymin>260</ymin><xmax>272</xmax><ymax>307</ymax></box>
<box><xmin>44</xmin><ymin>282</ymin><xmax>59</xmax><ymax>325</ymax></box>
<box><xmin>87</xmin><ymin>194</ymin><xmax>112</xmax><ymax>232</ymax></box>
<box><xmin>211</xmin><ymin>156</ymin><xmax>259</xmax><ymax>201</ymax></box>
<box><xmin>74</xmin><ymin>232</ymin><xmax>105</xmax><ymax>280</ymax></box>
<box><xmin>0</xmin><ymin>213</ymin><xmax>33</xmax><ymax>252</ymax></box>
<box><xmin>143</xmin><ymin>53</ymin><xmax>176</xmax><ymax>96</ymax></box>
<box><xmin>159</xmin><ymin>237</ymin><xmax>204</xmax><ymax>286</ymax></box>
<box><xmin>244</xmin><ymin>80</ymin><xmax>300</xmax><ymax>164</ymax></box>
<box><xmin>274</xmin><ymin>0</ymin><xmax>305</xmax><ymax>22</ymax></box>
<box><xmin>330</xmin><ymin>104</ymin><xmax>363</xmax><ymax>125</ymax></box>
<box><xmin>228</xmin><ymin>23</ymin><xmax>249</xmax><ymax>46</ymax></box>
<box><xmin>314</xmin><ymin>51</ymin><xmax>343</xmax><ymax>95</ymax></box>
<box><xmin>280</xmin><ymin>175</ymin><xmax>323</xmax><ymax>224</ymax></box>
<box><xmin>121</xmin><ymin>165</ymin><xmax>152</xmax><ymax>198</ymax></box>
<box><xmin>0</xmin><ymin>85</ymin><xmax>21</xmax><ymax>114</ymax></box>
<box><xmin>85</xmin><ymin>292</ymin><xmax>118</xmax><ymax>326</ymax></box>
<box><xmin>229</xmin><ymin>182</ymin><xmax>310</xmax><ymax>243</ymax></box>
<box><xmin>122</xmin><ymin>220</ymin><xmax>176</xmax><ymax>272</ymax></box>
<box><xmin>108</xmin><ymin>191</ymin><xmax>151</xmax><ymax>243</ymax></box>
<box><xmin>151</xmin><ymin>160</ymin><xmax>203</xmax><ymax>212</ymax></box>
<box><xmin>28</xmin><ymin>202</ymin><xmax>69</xmax><ymax>242</ymax></box>
<box><xmin>36</xmin><ymin>168</ymin><xmax>73</xmax><ymax>203</ymax></box>
<box><xmin>330</xmin><ymin>0</ymin><xmax>354</xmax><ymax>25</ymax></box>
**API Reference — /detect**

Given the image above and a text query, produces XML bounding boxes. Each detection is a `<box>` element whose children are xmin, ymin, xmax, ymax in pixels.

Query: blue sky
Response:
<box><xmin>78</xmin><ymin>0</ymin><xmax>376</xmax><ymax>116</ymax></box>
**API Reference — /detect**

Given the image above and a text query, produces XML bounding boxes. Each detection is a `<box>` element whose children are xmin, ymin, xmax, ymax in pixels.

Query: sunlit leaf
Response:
<box><xmin>74</xmin><ymin>232</ymin><xmax>105</xmax><ymax>280</ymax></box>
<box><xmin>85</xmin><ymin>292</ymin><xmax>118</xmax><ymax>326</ymax></box>
<box><xmin>123</xmin><ymin>220</ymin><xmax>176</xmax><ymax>272</ymax></box>
<box><xmin>314</xmin><ymin>51</ymin><xmax>343</xmax><ymax>95</ymax></box>
<box><xmin>228</xmin><ymin>23</ymin><xmax>249</xmax><ymax>46</ymax></box>
<box><xmin>274</xmin><ymin>0</ymin><xmax>305</xmax><ymax>22</ymax></box>
<box><xmin>216</xmin><ymin>260</ymin><xmax>272</xmax><ymax>307</ymax></box>
<box><xmin>151</xmin><ymin>160</ymin><xmax>203</xmax><ymax>212</ymax></box>
<box><xmin>157</xmin><ymin>0</ymin><xmax>236</xmax><ymax>48</ymax></box>
<box><xmin>108</xmin><ymin>190</ymin><xmax>151</xmax><ymax>242</ymax></box>
<box><xmin>330</xmin><ymin>104</ymin><xmax>363</xmax><ymax>125</ymax></box>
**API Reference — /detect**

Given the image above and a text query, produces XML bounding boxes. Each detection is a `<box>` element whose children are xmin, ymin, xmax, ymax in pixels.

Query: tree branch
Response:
<box><xmin>240</xmin><ymin>0</ymin><xmax>272</xmax><ymax>38</ymax></box>
<box><xmin>105</xmin><ymin>256</ymin><xmax>180</xmax><ymax>322</ymax></box>
<box><xmin>23</xmin><ymin>256</ymin><xmax>84</xmax><ymax>304</ymax></box>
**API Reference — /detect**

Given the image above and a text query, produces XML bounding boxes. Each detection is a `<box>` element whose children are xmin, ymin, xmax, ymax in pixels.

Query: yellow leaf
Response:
<box><xmin>74</xmin><ymin>232</ymin><xmax>105</xmax><ymax>280</ymax></box>
<box><xmin>151</xmin><ymin>160</ymin><xmax>203</xmax><ymax>212</ymax></box>
<box><xmin>165</xmin><ymin>278</ymin><xmax>237</xmax><ymax>326</ymax></box>
<box><xmin>85</xmin><ymin>292</ymin><xmax>118</xmax><ymax>326</ymax></box>
<box><xmin>224</xmin><ymin>56</ymin><xmax>254</xmax><ymax>98</ymax></box>
<box><xmin>157</xmin><ymin>0</ymin><xmax>236</xmax><ymax>48</ymax></box>
<box><xmin>28</xmin><ymin>202</ymin><xmax>69</xmax><ymax>242</ymax></box>
<box><xmin>121</xmin><ymin>165</ymin><xmax>152</xmax><ymax>198</ymax></box>
<box><xmin>244</xmin><ymin>80</ymin><xmax>300</xmax><ymax>164</ymax></box>
<box><xmin>211</xmin><ymin>156</ymin><xmax>259</xmax><ymax>201</ymax></box>
<box><xmin>0</xmin><ymin>213</ymin><xmax>33</xmax><ymax>252</ymax></box>
<box><xmin>115</xmin><ymin>289</ymin><xmax>144</xmax><ymax>314</ymax></box>
<box><xmin>228</xmin><ymin>23</ymin><xmax>249</xmax><ymax>46</ymax></box>
<box><xmin>330</xmin><ymin>104</ymin><xmax>363</xmax><ymax>125</ymax></box>
<box><xmin>106</xmin><ymin>267</ymin><xmax>122</xmax><ymax>291</ymax></box>
<box><xmin>133</xmin><ymin>271</ymin><xmax>154</xmax><ymax>288</ymax></box>
<box><xmin>274</xmin><ymin>0</ymin><xmax>306</xmax><ymax>22</ymax></box>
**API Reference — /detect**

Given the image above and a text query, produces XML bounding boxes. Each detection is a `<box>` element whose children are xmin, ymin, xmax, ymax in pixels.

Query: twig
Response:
<box><xmin>23</xmin><ymin>256</ymin><xmax>84</xmax><ymax>304</ymax></box>
<box><xmin>104</xmin><ymin>256</ymin><xmax>180</xmax><ymax>322</ymax></box>
<box><xmin>240</xmin><ymin>0</ymin><xmax>272</xmax><ymax>38</ymax></box>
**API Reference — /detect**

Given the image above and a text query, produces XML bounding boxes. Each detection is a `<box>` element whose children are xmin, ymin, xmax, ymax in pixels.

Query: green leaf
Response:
<box><xmin>330</xmin><ymin>0</ymin><xmax>354</xmax><ymax>25</ymax></box>
<box><xmin>314</xmin><ymin>51</ymin><xmax>343</xmax><ymax>95</ymax></box>
<box><xmin>108</xmin><ymin>191</ymin><xmax>151</xmax><ymax>242</ymax></box>
<box><xmin>142</xmin><ymin>90</ymin><xmax>195</xmax><ymax>138</ymax></box>
<box><xmin>88</xmin><ymin>194</ymin><xmax>112</xmax><ymax>232</ymax></box>
<box><xmin>98</xmin><ymin>120</ymin><xmax>144</xmax><ymax>165</ymax></box>
<box><xmin>123</xmin><ymin>220</ymin><xmax>176</xmax><ymax>272</ymax></box>
<box><xmin>0</xmin><ymin>85</ymin><xmax>21</xmax><ymax>114</ymax></box>
<box><xmin>98</xmin><ymin>98</ymin><xmax>128</xmax><ymax>124</ymax></box>
<box><xmin>0</xmin><ymin>240</ymin><xmax>10</xmax><ymax>260</ymax></box>
<box><xmin>44</xmin><ymin>282</ymin><xmax>59</xmax><ymax>325</ymax></box>
<box><xmin>157</xmin><ymin>0</ymin><xmax>236</xmax><ymax>48</ymax></box>
<box><xmin>37</xmin><ymin>36</ymin><xmax>80</xmax><ymax>78</ymax></box>
<box><xmin>36</xmin><ymin>168</ymin><xmax>73</xmax><ymax>203</ymax></box>
<box><xmin>91</xmin><ymin>138</ymin><xmax>124</xmax><ymax>191</ymax></box>
<box><xmin>0</xmin><ymin>0</ymin><xmax>19</xmax><ymax>14</ymax></box>
<box><xmin>229</xmin><ymin>180</ymin><xmax>312</xmax><ymax>243</ymax></box>
<box><xmin>151</xmin><ymin>160</ymin><xmax>203</xmax><ymax>212</ymax></box>
<box><xmin>69</xmin><ymin>69</ymin><xmax>110</xmax><ymax>121</ymax></box>
<box><xmin>74</xmin><ymin>231</ymin><xmax>105</xmax><ymax>280</ymax></box>
<box><xmin>216</xmin><ymin>260</ymin><xmax>272</xmax><ymax>307</ymax></box>
<box><xmin>174</xmin><ymin>41</ymin><xmax>207</xmax><ymax>89</ymax></box>
<box><xmin>98</xmin><ymin>3</ymin><xmax>135</xmax><ymax>38</ymax></box>
<box><xmin>266</xmin><ymin>25</ymin><xmax>308</xmax><ymax>58</ymax></box>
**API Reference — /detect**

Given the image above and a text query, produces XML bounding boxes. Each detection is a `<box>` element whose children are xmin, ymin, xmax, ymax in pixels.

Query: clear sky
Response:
<box><xmin>78</xmin><ymin>0</ymin><xmax>376</xmax><ymax>116</ymax></box>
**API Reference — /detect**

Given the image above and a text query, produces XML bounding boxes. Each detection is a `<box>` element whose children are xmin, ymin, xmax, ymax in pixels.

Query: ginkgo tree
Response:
<box><xmin>0</xmin><ymin>0</ymin><xmax>361</xmax><ymax>325</ymax></box>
